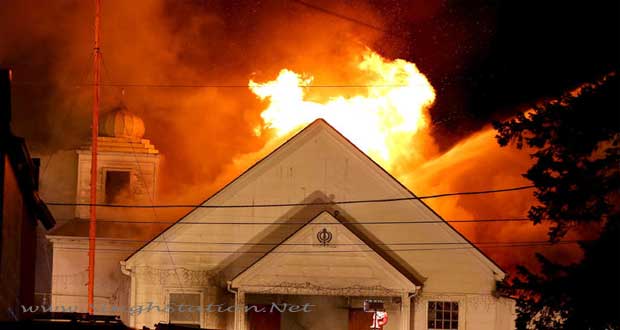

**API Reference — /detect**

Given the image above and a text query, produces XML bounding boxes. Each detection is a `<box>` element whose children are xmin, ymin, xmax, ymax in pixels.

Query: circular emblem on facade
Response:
<box><xmin>317</xmin><ymin>228</ymin><xmax>333</xmax><ymax>246</ymax></box>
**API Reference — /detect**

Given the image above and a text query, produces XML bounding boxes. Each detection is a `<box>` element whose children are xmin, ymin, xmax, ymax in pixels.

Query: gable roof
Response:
<box><xmin>125</xmin><ymin>118</ymin><xmax>506</xmax><ymax>281</ymax></box>
<box><xmin>231</xmin><ymin>211</ymin><xmax>421</xmax><ymax>292</ymax></box>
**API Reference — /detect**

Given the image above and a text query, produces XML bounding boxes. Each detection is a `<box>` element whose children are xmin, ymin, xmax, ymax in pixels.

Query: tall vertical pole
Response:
<box><xmin>88</xmin><ymin>0</ymin><xmax>101</xmax><ymax>315</ymax></box>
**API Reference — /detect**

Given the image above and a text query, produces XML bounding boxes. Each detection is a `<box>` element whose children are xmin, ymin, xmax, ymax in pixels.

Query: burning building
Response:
<box><xmin>121</xmin><ymin>119</ymin><xmax>515</xmax><ymax>329</ymax></box>
<box><xmin>32</xmin><ymin>47</ymin><xmax>529</xmax><ymax>330</ymax></box>
<box><xmin>46</xmin><ymin>103</ymin><xmax>167</xmax><ymax>323</ymax></box>
<box><xmin>45</xmin><ymin>107</ymin><xmax>516</xmax><ymax>329</ymax></box>
<box><xmin>2</xmin><ymin>0</ymin><xmax>614</xmax><ymax>329</ymax></box>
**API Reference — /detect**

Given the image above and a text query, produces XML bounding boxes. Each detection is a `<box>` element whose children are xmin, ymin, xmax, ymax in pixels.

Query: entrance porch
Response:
<box><xmin>228</xmin><ymin>211</ymin><xmax>421</xmax><ymax>330</ymax></box>
<box><xmin>233</xmin><ymin>290</ymin><xmax>413</xmax><ymax>330</ymax></box>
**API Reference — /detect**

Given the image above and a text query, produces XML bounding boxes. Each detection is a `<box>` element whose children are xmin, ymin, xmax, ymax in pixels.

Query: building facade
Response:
<box><xmin>121</xmin><ymin>119</ymin><xmax>516</xmax><ymax>330</ymax></box>
<box><xmin>0</xmin><ymin>69</ymin><xmax>56</xmax><ymax>321</ymax></box>
<box><xmin>43</xmin><ymin>105</ymin><xmax>515</xmax><ymax>329</ymax></box>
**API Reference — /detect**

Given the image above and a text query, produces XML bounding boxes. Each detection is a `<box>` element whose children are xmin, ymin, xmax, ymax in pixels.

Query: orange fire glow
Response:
<box><xmin>249</xmin><ymin>49</ymin><xmax>436</xmax><ymax>170</ymax></box>
<box><xmin>242</xmin><ymin>48</ymin><xmax>585</xmax><ymax>270</ymax></box>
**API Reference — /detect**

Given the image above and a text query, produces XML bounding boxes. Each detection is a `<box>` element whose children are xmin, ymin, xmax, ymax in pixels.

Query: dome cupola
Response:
<box><xmin>99</xmin><ymin>102</ymin><xmax>145</xmax><ymax>139</ymax></box>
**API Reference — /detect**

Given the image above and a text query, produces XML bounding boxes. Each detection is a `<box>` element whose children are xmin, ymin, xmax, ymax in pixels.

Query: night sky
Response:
<box><xmin>371</xmin><ymin>0</ymin><xmax>619</xmax><ymax>146</ymax></box>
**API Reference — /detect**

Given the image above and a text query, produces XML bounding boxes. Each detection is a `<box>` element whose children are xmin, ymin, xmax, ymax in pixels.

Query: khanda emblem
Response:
<box><xmin>317</xmin><ymin>228</ymin><xmax>333</xmax><ymax>246</ymax></box>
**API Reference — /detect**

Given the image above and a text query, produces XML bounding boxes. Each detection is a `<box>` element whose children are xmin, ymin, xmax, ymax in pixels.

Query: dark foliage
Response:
<box><xmin>495</xmin><ymin>73</ymin><xmax>619</xmax><ymax>240</ymax></box>
<box><xmin>494</xmin><ymin>73</ymin><xmax>620</xmax><ymax>329</ymax></box>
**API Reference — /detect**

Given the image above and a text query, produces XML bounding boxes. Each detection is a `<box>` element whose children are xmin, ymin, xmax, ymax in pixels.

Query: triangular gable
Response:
<box><xmin>125</xmin><ymin>119</ymin><xmax>506</xmax><ymax>290</ymax></box>
<box><xmin>231</xmin><ymin>211</ymin><xmax>419</xmax><ymax>296</ymax></box>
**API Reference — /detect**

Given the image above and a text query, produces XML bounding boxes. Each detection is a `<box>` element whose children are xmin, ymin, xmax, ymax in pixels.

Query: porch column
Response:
<box><xmin>234</xmin><ymin>290</ymin><xmax>246</xmax><ymax>330</ymax></box>
<box><xmin>400</xmin><ymin>293</ymin><xmax>411</xmax><ymax>330</ymax></box>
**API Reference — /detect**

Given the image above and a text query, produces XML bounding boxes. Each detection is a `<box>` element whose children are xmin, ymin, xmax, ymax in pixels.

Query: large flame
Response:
<box><xmin>244</xmin><ymin>49</ymin><xmax>586</xmax><ymax>270</ymax></box>
<box><xmin>249</xmin><ymin>50</ymin><xmax>435</xmax><ymax>169</ymax></box>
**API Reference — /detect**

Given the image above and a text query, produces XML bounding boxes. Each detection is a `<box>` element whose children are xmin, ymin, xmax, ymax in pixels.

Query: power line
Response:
<box><xmin>46</xmin><ymin>185</ymin><xmax>535</xmax><ymax>209</ymax></box>
<box><xmin>51</xmin><ymin>237</ymin><xmax>586</xmax><ymax>246</ymax></box>
<box><xmin>290</xmin><ymin>0</ymin><xmax>408</xmax><ymax>40</ymax></box>
<box><xmin>12</xmin><ymin>82</ymin><xmax>412</xmax><ymax>89</ymax></box>
<box><xmin>57</xmin><ymin>217</ymin><xmax>537</xmax><ymax>225</ymax></box>
<box><xmin>53</xmin><ymin>240</ymin><xmax>585</xmax><ymax>254</ymax></box>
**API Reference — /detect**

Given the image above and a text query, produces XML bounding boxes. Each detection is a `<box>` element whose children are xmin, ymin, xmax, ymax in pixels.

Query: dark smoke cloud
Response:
<box><xmin>1</xmin><ymin>0</ymin><xmax>387</xmax><ymax>204</ymax></box>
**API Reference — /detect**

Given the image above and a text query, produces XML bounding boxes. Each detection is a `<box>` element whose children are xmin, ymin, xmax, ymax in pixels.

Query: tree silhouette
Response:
<box><xmin>494</xmin><ymin>73</ymin><xmax>619</xmax><ymax>330</ymax></box>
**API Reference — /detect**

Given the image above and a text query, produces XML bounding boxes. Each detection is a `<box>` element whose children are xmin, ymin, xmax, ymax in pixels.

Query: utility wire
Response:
<box><xmin>290</xmin><ymin>0</ymin><xmax>408</xmax><ymax>40</ymax></box>
<box><xmin>51</xmin><ymin>237</ymin><xmax>587</xmax><ymax>246</ymax></box>
<box><xmin>12</xmin><ymin>82</ymin><xmax>411</xmax><ymax>89</ymax></box>
<box><xmin>46</xmin><ymin>185</ymin><xmax>535</xmax><ymax>208</ymax></box>
<box><xmin>58</xmin><ymin>218</ymin><xmax>537</xmax><ymax>225</ymax></box>
<box><xmin>54</xmin><ymin>241</ymin><xmax>585</xmax><ymax>254</ymax></box>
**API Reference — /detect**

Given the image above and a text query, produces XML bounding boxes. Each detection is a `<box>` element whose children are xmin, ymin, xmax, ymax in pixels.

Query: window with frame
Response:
<box><xmin>169</xmin><ymin>293</ymin><xmax>201</xmax><ymax>328</ymax></box>
<box><xmin>428</xmin><ymin>301</ymin><xmax>458</xmax><ymax>330</ymax></box>
<box><xmin>104</xmin><ymin>170</ymin><xmax>132</xmax><ymax>203</ymax></box>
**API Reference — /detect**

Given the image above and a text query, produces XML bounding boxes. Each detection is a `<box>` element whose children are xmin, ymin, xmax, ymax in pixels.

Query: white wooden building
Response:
<box><xmin>122</xmin><ymin>119</ymin><xmax>515</xmax><ymax>330</ymax></box>
<box><xmin>47</xmin><ymin>112</ymin><xmax>515</xmax><ymax>330</ymax></box>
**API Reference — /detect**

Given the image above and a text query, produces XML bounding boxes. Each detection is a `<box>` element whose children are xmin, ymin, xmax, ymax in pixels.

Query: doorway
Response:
<box><xmin>248</xmin><ymin>305</ymin><xmax>281</xmax><ymax>330</ymax></box>
<box><xmin>349</xmin><ymin>308</ymin><xmax>380</xmax><ymax>330</ymax></box>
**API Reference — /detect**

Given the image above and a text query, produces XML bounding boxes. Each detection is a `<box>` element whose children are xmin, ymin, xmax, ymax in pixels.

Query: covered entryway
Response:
<box><xmin>242</xmin><ymin>294</ymin><xmax>404</xmax><ymax>330</ymax></box>
<box><xmin>349</xmin><ymin>309</ymin><xmax>379</xmax><ymax>330</ymax></box>
<box><xmin>247</xmin><ymin>304</ymin><xmax>281</xmax><ymax>330</ymax></box>
<box><xmin>230</xmin><ymin>211</ymin><xmax>421</xmax><ymax>330</ymax></box>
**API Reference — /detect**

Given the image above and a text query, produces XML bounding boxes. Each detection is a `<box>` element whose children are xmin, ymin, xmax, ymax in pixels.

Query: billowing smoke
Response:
<box><xmin>0</xmin><ymin>0</ymin><xmax>584</xmax><ymax>270</ymax></box>
<box><xmin>1</xmin><ymin>0</ymin><xmax>385</xmax><ymax>203</ymax></box>
<box><xmin>405</xmin><ymin>127</ymin><xmax>591</xmax><ymax>270</ymax></box>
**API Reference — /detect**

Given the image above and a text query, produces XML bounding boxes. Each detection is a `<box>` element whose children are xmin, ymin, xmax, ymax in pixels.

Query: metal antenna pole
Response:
<box><xmin>88</xmin><ymin>0</ymin><xmax>102</xmax><ymax>315</ymax></box>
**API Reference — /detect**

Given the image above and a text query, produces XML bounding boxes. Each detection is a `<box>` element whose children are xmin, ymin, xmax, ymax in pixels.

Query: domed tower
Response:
<box><xmin>99</xmin><ymin>102</ymin><xmax>146</xmax><ymax>139</ymax></box>
<box><xmin>47</xmin><ymin>102</ymin><xmax>163</xmax><ymax>318</ymax></box>
<box><xmin>74</xmin><ymin>102</ymin><xmax>160</xmax><ymax>219</ymax></box>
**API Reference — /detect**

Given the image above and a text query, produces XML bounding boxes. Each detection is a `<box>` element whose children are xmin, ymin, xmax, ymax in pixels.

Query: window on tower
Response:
<box><xmin>104</xmin><ymin>170</ymin><xmax>131</xmax><ymax>203</ymax></box>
